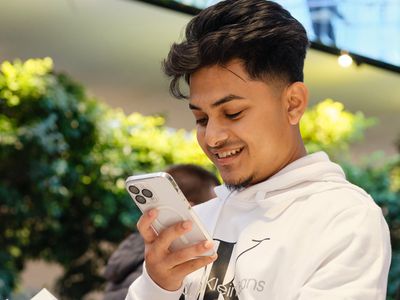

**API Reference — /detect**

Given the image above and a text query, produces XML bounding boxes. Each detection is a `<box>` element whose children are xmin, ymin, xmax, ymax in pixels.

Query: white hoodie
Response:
<box><xmin>126</xmin><ymin>152</ymin><xmax>391</xmax><ymax>300</ymax></box>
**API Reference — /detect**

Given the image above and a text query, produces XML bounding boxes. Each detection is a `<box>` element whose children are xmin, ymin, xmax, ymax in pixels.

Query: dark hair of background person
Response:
<box><xmin>103</xmin><ymin>164</ymin><xmax>219</xmax><ymax>300</ymax></box>
<box><xmin>163</xmin><ymin>0</ymin><xmax>309</xmax><ymax>99</ymax></box>
<box><xmin>166</xmin><ymin>164</ymin><xmax>220</xmax><ymax>205</ymax></box>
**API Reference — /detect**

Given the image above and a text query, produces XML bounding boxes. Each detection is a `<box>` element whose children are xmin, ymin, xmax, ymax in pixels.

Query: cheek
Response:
<box><xmin>244</xmin><ymin>117</ymin><xmax>286</xmax><ymax>152</ymax></box>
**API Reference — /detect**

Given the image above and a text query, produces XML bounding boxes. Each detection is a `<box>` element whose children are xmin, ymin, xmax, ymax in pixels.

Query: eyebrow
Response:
<box><xmin>189</xmin><ymin>94</ymin><xmax>245</xmax><ymax>110</ymax></box>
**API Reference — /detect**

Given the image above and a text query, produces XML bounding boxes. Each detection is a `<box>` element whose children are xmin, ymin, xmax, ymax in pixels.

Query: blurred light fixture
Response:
<box><xmin>338</xmin><ymin>52</ymin><xmax>353</xmax><ymax>68</ymax></box>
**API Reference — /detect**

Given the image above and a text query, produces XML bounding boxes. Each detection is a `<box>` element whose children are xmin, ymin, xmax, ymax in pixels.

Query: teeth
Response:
<box><xmin>217</xmin><ymin>148</ymin><xmax>241</xmax><ymax>158</ymax></box>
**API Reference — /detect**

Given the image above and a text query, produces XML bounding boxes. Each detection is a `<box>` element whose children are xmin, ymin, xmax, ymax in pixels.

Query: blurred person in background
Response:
<box><xmin>103</xmin><ymin>164</ymin><xmax>219</xmax><ymax>300</ymax></box>
<box><xmin>307</xmin><ymin>0</ymin><xmax>345</xmax><ymax>46</ymax></box>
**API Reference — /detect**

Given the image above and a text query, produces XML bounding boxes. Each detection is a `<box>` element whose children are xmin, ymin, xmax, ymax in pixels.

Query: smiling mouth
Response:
<box><xmin>215</xmin><ymin>147</ymin><xmax>244</xmax><ymax>159</ymax></box>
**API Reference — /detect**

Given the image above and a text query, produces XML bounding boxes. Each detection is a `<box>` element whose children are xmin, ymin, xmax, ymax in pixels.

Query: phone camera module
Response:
<box><xmin>135</xmin><ymin>195</ymin><xmax>146</xmax><ymax>204</ymax></box>
<box><xmin>129</xmin><ymin>185</ymin><xmax>140</xmax><ymax>194</ymax></box>
<box><xmin>142</xmin><ymin>189</ymin><xmax>153</xmax><ymax>198</ymax></box>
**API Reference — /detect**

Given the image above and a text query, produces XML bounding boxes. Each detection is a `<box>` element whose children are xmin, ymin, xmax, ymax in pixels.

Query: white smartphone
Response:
<box><xmin>126</xmin><ymin>172</ymin><xmax>215</xmax><ymax>256</ymax></box>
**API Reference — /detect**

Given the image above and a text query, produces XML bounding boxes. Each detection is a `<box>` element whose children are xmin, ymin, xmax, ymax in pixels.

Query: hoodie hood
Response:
<box><xmin>214</xmin><ymin>152</ymin><xmax>368</xmax><ymax>219</ymax></box>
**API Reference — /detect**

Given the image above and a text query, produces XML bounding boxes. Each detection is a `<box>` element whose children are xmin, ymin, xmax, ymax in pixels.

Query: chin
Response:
<box><xmin>223</xmin><ymin>175</ymin><xmax>254</xmax><ymax>191</ymax></box>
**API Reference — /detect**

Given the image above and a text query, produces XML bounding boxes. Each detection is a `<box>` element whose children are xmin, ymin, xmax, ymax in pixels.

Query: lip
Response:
<box><xmin>212</xmin><ymin>147</ymin><xmax>244</xmax><ymax>166</ymax></box>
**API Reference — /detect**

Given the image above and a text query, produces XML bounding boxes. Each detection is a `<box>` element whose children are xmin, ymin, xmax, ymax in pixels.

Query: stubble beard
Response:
<box><xmin>224</xmin><ymin>175</ymin><xmax>254</xmax><ymax>191</ymax></box>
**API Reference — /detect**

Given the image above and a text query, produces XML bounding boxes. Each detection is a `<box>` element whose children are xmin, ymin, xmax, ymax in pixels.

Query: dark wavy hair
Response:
<box><xmin>163</xmin><ymin>0</ymin><xmax>309</xmax><ymax>99</ymax></box>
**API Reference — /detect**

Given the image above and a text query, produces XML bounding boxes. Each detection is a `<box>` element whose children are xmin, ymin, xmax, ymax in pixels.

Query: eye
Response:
<box><xmin>196</xmin><ymin>117</ymin><xmax>208</xmax><ymax>126</ymax></box>
<box><xmin>225</xmin><ymin>111</ymin><xmax>242</xmax><ymax>119</ymax></box>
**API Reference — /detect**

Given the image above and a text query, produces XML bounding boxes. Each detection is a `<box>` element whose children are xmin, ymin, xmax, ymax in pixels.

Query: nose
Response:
<box><xmin>204</xmin><ymin>119</ymin><xmax>229</xmax><ymax>148</ymax></box>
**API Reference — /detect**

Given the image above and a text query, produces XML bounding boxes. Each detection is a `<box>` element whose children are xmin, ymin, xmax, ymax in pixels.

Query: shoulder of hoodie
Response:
<box><xmin>305</xmin><ymin>181</ymin><xmax>391</xmax><ymax>253</ymax></box>
<box><xmin>305</xmin><ymin>179</ymin><xmax>384</xmax><ymax>219</ymax></box>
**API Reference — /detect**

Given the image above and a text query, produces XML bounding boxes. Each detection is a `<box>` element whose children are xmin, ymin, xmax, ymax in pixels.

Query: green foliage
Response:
<box><xmin>301</xmin><ymin>99</ymin><xmax>376</xmax><ymax>156</ymax></box>
<box><xmin>0</xmin><ymin>58</ymin><xmax>399</xmax><ymax>299</ymax></box>
<box><xmin>0</xmin><ymin>58</ymin><xmax>212</xmax><ymax>299</ymax></box>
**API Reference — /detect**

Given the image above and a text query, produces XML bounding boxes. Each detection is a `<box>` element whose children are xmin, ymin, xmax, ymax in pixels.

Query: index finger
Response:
<box><xmin>137</xmin><ymin>209</ymin><xmax>158</xmax><ymax>243</ymax></box>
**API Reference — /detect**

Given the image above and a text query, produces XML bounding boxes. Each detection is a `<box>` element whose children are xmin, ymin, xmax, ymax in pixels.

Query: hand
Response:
<box><xmin>137</xmin><ymin>209</ymin><xmax>218</xmax><ymax>291</ymax></box>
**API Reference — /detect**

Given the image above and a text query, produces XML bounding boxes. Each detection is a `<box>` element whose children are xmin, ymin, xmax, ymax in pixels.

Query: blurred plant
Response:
<box><xmin>301</xmin><ymin>99</ymin><xmax>376</xmax><ymax>156</ymax></box>
<box><xmin>0</xmin><ymin>58</ymin><xmax>212</xmax><ymax>299</ymax></box>
<box><xmin>0</xmin><ymin>58</ymin><xmax>398</xmax><ymax>299</ymax></box>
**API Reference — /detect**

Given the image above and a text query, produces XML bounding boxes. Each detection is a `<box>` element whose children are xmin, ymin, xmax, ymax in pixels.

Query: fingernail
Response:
<box><xmin>148</xmin><ymin>209</ymin><xmax>155</xmax><ymax>217</ymax></box>
<box><xmin>211</xmin><ymin>254</ymin><xmax>218</xmax><ymax>260</ymax></box>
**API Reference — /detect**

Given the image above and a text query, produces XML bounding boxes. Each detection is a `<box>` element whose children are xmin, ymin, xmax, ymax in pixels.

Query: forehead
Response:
<box><xmin>189</xmin><ymin>61</ymin><xmax>282</xmax><ymax>106</ymax></box>
<box><xmin>190</xmin><ymin>61</ymin><xmax>247</xmax><ymax>98</ymax></box>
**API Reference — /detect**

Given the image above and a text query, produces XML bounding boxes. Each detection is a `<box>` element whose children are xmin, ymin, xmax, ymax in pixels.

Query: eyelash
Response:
<box><xmin>195</xmin><ymin>111</ymin><xmax>243</xmax><ymax>126</ymax></box>
<box><xmin>196</xmin><ymin>118</ymin><xmax>208</xmax><ymax>126</ymax></box>
<box><xmin>226</xmin><ymin>111</ymin><xmax>242</xmax><ymax>119</ymax></box>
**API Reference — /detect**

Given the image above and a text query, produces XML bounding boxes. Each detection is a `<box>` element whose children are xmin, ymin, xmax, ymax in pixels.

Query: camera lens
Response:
<box><xmin>142</xmin><ymin>189</ymin><xmax>153</xmax><ymax>198</ymax></box>
<box><xmin>135</xmin><ymin>195</ymin><xmax>146</xmax><ymax>204</ymax></box>
<box><xmin>129</xmin><ymin>185</ymin><xmax>140</xmax><ymax>194</ymax></box>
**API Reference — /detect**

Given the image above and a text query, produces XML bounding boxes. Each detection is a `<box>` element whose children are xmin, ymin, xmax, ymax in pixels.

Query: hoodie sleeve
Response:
<box><xmin>125</xmin><ymin>262</ymin><xmax>184</xmax><ymax>300</ymax></box>
<box><xmin>298</xmin><ymin>204</ymin><xmax>391</xmax><ymax>300</ymax></box>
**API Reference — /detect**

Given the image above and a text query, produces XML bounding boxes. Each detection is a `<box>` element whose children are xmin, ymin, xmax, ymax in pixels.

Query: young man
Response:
<box><xmin>126</xmin><ymin>0</ymin><xmax>391</xmax><ymax>299</ymax></box>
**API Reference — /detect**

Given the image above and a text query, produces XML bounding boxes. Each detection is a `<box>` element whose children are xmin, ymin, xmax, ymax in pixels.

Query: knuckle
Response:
<box><xmin>174</xmin><ymin>250</ymin><xmax>187</xmax><ymax>261</ymax></box>
<box><xmin>175</xmin><ymin>222</ymin><xmax>185</xmax><ymax>231</ymax></box>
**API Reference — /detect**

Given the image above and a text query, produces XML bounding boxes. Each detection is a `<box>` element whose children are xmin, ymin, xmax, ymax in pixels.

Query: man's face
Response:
<box><xmin>189</xmin><ymin>61</ymin><xmax>301</xmax><ymax>189</ymax></box>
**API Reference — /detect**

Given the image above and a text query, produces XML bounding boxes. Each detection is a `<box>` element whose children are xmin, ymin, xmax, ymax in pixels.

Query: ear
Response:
<box><xmin>284</xmin><ymin>82</ymin><xmax>308</xmax><ymax>125</ymax></box>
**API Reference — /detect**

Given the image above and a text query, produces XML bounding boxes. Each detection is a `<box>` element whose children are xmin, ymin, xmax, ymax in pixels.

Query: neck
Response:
<box><xmin>287</xmin><ymin>129</ymin><xmax>308</xmax><ymax>165</ymax></box>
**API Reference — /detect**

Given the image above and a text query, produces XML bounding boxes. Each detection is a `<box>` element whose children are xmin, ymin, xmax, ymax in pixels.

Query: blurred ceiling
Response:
<box><xmin>0</xmin><ymin>0</ymin><xmax>399</xmax><ymax>158</ymax></box>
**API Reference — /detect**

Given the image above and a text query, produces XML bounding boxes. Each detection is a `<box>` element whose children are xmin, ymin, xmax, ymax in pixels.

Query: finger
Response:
<box><xmin>137</xmin><ymin>209</ymin><xmax>158</xmax><ymax>243</ymax></box>
<box><xmin>166</xmin><ymin>240</ymin><xmax>215</xmax><ymax>266</ymax></box>
<box><xmin>172</xmin><ymin>254</ymin><xmax>218</xmax><ymax>278</ymax></box>
<box><xmin>152</xmin><ymin>220</ymin><xmax>193</xmax><ymax>255</ymax></box>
